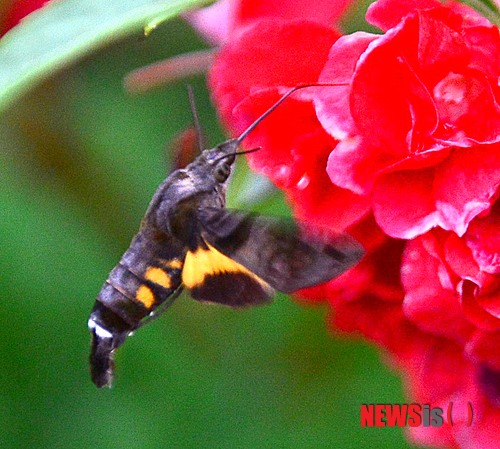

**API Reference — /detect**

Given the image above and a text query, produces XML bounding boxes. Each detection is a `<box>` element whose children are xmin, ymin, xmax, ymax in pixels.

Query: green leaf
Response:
<box><xmin>459</xmin><ymin>0</ymin><xmax>500</xmax><ymax>26</ymax></box>
<box><xmin>0</xmin><ymin>0</ymin><xmax>210</xmax><ymax>113</ymax></box>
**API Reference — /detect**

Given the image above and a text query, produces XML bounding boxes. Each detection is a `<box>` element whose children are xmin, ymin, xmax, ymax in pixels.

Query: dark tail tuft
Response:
<box><xmin>89</xmin><ymin>328</ymin><xmax>116</xmax><ymax>388</ymax></box>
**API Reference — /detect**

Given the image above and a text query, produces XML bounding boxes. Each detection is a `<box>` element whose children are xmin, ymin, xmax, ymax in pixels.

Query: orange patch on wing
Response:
<box><xmin>182</xmin><ymin>242</ymin><xmax>268</xmax><ymax>289</ymax></box>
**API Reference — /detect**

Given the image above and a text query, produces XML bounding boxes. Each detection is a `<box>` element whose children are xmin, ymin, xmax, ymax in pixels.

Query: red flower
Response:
<box><xmin>401</xmin><ymin>203</ymin><xmax>500</xmax><ymax>339</ymax></box>
<box><xmin>314</xmin><ymin>0</ymin><xmax>500</xmax><ymax>239</ymax></box>
<box><xmin>209</xmin><ymin>18</ymin><xmax>370</xmax><ymax>231</ymax></box>
<box><xmin>400</xmin><ymin>209</ymin><xmax>500</xmax><ymax>446</ymax></box>
<box><xmin>189</xmin><ymin>0</ymin><xmax>353</xmax><ymax>44</ymax></box>
<box><xmin>397</xmin><ymin>331</ymin><xmax>500</xmax><ymax>449</ymax></box>
<box><xmin>207</xmin><ymin>0</ymin><xmax>500</xmax><ymax>448</ymax></box>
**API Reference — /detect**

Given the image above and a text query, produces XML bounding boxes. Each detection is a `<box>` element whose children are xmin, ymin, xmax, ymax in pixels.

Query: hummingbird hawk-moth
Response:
<box><xmin>88</xmin><ymin>84</ymin><xmax>364</xmax><ymax>387</ymax></box>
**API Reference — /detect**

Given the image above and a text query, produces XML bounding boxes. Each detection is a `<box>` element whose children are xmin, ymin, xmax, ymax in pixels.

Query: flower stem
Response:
<box><xmin>123</xmin><ymin>48</ymin><xmax>217</xmax><ymax>94</ymax></box>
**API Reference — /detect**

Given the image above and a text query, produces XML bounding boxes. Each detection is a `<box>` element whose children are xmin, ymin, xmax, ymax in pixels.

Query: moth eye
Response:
<box><xmin>215</xmin><ymin>162</ymin><xmax>231</xmax><ymax>182</ymax></box>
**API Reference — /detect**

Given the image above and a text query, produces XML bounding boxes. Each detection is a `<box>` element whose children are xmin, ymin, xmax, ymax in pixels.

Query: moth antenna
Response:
<box><xmin>187</xmin><ymin>85</ymin><xmax>205</xmax><ymax>153</ymax></box>
<box><xmin>236</xmin><ymin>82</ymin><xmax>348</xmax><ymax>144</ymax></box>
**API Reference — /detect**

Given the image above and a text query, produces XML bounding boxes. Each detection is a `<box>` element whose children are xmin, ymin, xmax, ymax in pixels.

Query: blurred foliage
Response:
<box><xmin>0</xmin><ymin>12</ymin><xmax>416</xmax><ymax>449</ymax></box>
<box><xmin>0</xmin><ymin>0</ymin><xmax>209</xmax><ymax>111</ymax></box>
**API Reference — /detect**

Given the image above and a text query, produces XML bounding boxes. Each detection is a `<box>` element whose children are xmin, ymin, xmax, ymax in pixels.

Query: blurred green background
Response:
<box><xmin>0</xmin><ymin>14</ymin><xmax>415</xmax><ymax>449</ymax></box>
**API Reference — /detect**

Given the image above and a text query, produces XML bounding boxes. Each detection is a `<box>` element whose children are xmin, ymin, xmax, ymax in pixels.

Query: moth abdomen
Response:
<box><xmin>88</xmin><ymin>239</ymin><xmax>185</xmax><ymax>388</ymax></box>
<box><xmin>96</xmin><ymin>281</ymin><xmax>148</xmax><ymax>327</ymax></box>
<box><xmin>101</xmin><ymin>256</ymin><xmax>183</xmax><ymax>315</ymax></box>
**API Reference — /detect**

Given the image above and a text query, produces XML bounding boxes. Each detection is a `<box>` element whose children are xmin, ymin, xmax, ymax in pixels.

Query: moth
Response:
<box><xmin>88</xmin><ymin>84</ymin><xmax>364</xmax><ymax>387</ymax></box>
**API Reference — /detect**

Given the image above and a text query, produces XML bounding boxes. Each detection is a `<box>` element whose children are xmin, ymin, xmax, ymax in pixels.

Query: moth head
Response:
<box><xmin>213</xmin><ymin>152</ymin><xmax>236</xmax><ymax>183</ymax></box>
<box><xmin>208</xmin><ymin>140</ymin><xmax>261</xmax><ymax>184</ymax></box>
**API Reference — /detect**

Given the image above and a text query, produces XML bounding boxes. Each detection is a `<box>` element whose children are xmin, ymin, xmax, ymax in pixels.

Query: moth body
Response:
<box><xmin>88</xmin><ymin>85</ymin><xmax>364</xmax><ymax>388</ymax></box>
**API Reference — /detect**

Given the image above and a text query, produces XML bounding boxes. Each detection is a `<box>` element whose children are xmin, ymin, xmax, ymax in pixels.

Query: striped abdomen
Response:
<box><xmin>88</xmin><ymin>229</ymin><xmax>185</xmax><ymax>387</ymax></box>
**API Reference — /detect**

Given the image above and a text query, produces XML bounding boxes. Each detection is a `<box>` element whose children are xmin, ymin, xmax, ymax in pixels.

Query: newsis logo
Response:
<box><xmin>360</xmin><ymin>403</ymin><xmax>474</xmax><ymax>427</ymax></box>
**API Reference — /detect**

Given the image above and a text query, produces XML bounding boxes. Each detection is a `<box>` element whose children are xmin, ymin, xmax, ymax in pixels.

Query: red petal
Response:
<box><xmin>433</xmin><ymin>73</ymin><xmax>500</xmax><ymax>145</ymax></box>
<box><xmin>403</xmin><ymin>287</ymin><xmax>473</xmax><ymax>342</ymax></box>
<box><xmin>455</xmin><ymin>402</ymin><xmax>500</xmax><ymax>449</ymax></box>
<box><xmin>466</xmin><ymin>330</ymin><xmax>500</xmax><ymax>370</ymax></box>
<box><xmin>366</xmin><ymin>0</ymin><xmax>440</xmax><ymax>32</ymax></box>
<box><xmin>434</xmin><ymin>145</ymin><xmax>500</xmax><ymax>236</ymax></box>
<box><xmin>350</xmin><ymin>16</ymin><xmax>448</xmax><ymax>152</ymax></box>
<box><xmin>465</xmin><ymin>201</ymin><xmax>500</xmax><ymax>274</ymax></box>
<box><xmin>462</xmin><ymin>25</ymin><xmax>500</xmax><ymax>79</ymax></box>
<box><xmin>327</xmin><ymin>137</ymin><xmax>450</xmax><ymax>196</ymax></box>
<box><xmin>401</xmin><ymin>237</ymin><xmax>446</xmax><ymax>293</ymax></box>
<box><xmin>285</xmin><ymin>133</ymin><xmax>370</xmax><ymax>232</ymax></box>
<box><xmin>460</xmin><ymin>280</ymin><xmax>500</xmax><ymax>331</ymax></box>
<box><xmin>354</xmin><ymin>10</ymin><xmax>470</xmax><ymax>148</ymax></box>
<box><xmin>401</xmin><ymin>238</ymin><xmax>474</xmax><ymax>342</ymax></box>
<box><xmin>231</xmin><ymin>90</ymin><xmax>328</xmax><ymax>181</ymax></box>
<box><xmin>331</xmin><ymin>299</ymin><xmax>417</xmax><ymax>356</ymax></box>
<box><xmin>322</xmin><ymin>9</ymin><xmax>470</xmax><ymax>149</ymax></box>
<box><xmin>414</xmin><ymin>11</ymin><xmax>469</xmax><ymax>86</ymax></box>
<box><xmin>209</xmin><ymin>19</ymin><xmax>338</xmax><ymax>131</ymax></box>
<box><xmin>288</xmin><ymin>182</ymin><xmax>369</xmax><ymax>233</ymax></box>
<box><xmin>372</xmin><ymin>168</ymin><xmax>440</xmax><ymax>239</ymax></box>
<box><xmin>234</xmin><ymin>0</ymin><xmax>352</xmax><ymax>32</ymax></box>
<box><xmin>326</xmin><ymin>137</ymin><xmax>385</xmax><ymax>195</ymax></box>
<box><xmin>402</xmin><ymin>341</ymin><xmax>469</xmax><ymax>448</ymax></box>
<box><xmin>349</xmin><ymin>26</ymin><xmax>416</xmax><ymax>153</ymax></box>
<box><xmin>444</xmin><ymin>233</ymin><xmax>481</xmax><ymax>281</ymax></box>
<box><xmin>232</xmin><ymin>90</ymin><xmax>370</xmax><ymax>231</ymax></box>
<box><xmin>347</xmin><ymin>213</ymin><xmax>389</xmax><ymax>253</ymax></box>
<box><xmin>401</xmin><ymin>339</ymin><xmax>469</xmax><ymax>402</ymax></box>
<box><xmin>314</xmin><ymin>32</ymin><xmax>378</xmax><ymax>140</ymax></box>
<box><xmin>448</xmin><ymin>2</ymin><xmax>495</xmax><ymax>28</ymax></box>
<box><xmin>477</xmin><ymin>291</ymin><xmax>500</xmax><ymax>321</ymax></box>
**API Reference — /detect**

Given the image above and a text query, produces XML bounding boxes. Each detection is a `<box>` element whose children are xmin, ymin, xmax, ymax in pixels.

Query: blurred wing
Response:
<box><xmin>181</xmin><ymin>239</ymin><xmax>274</xmax><ymax>307</ymax></box>
<box><xmin>198</xmin><ymin>208</ymin><xmax>364</xmax><ymax>293</ymax></box>
<box><xmin>169</xmin><ymin>127</ymin><xmax>200</xmax><ymax>170</ymax></box>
